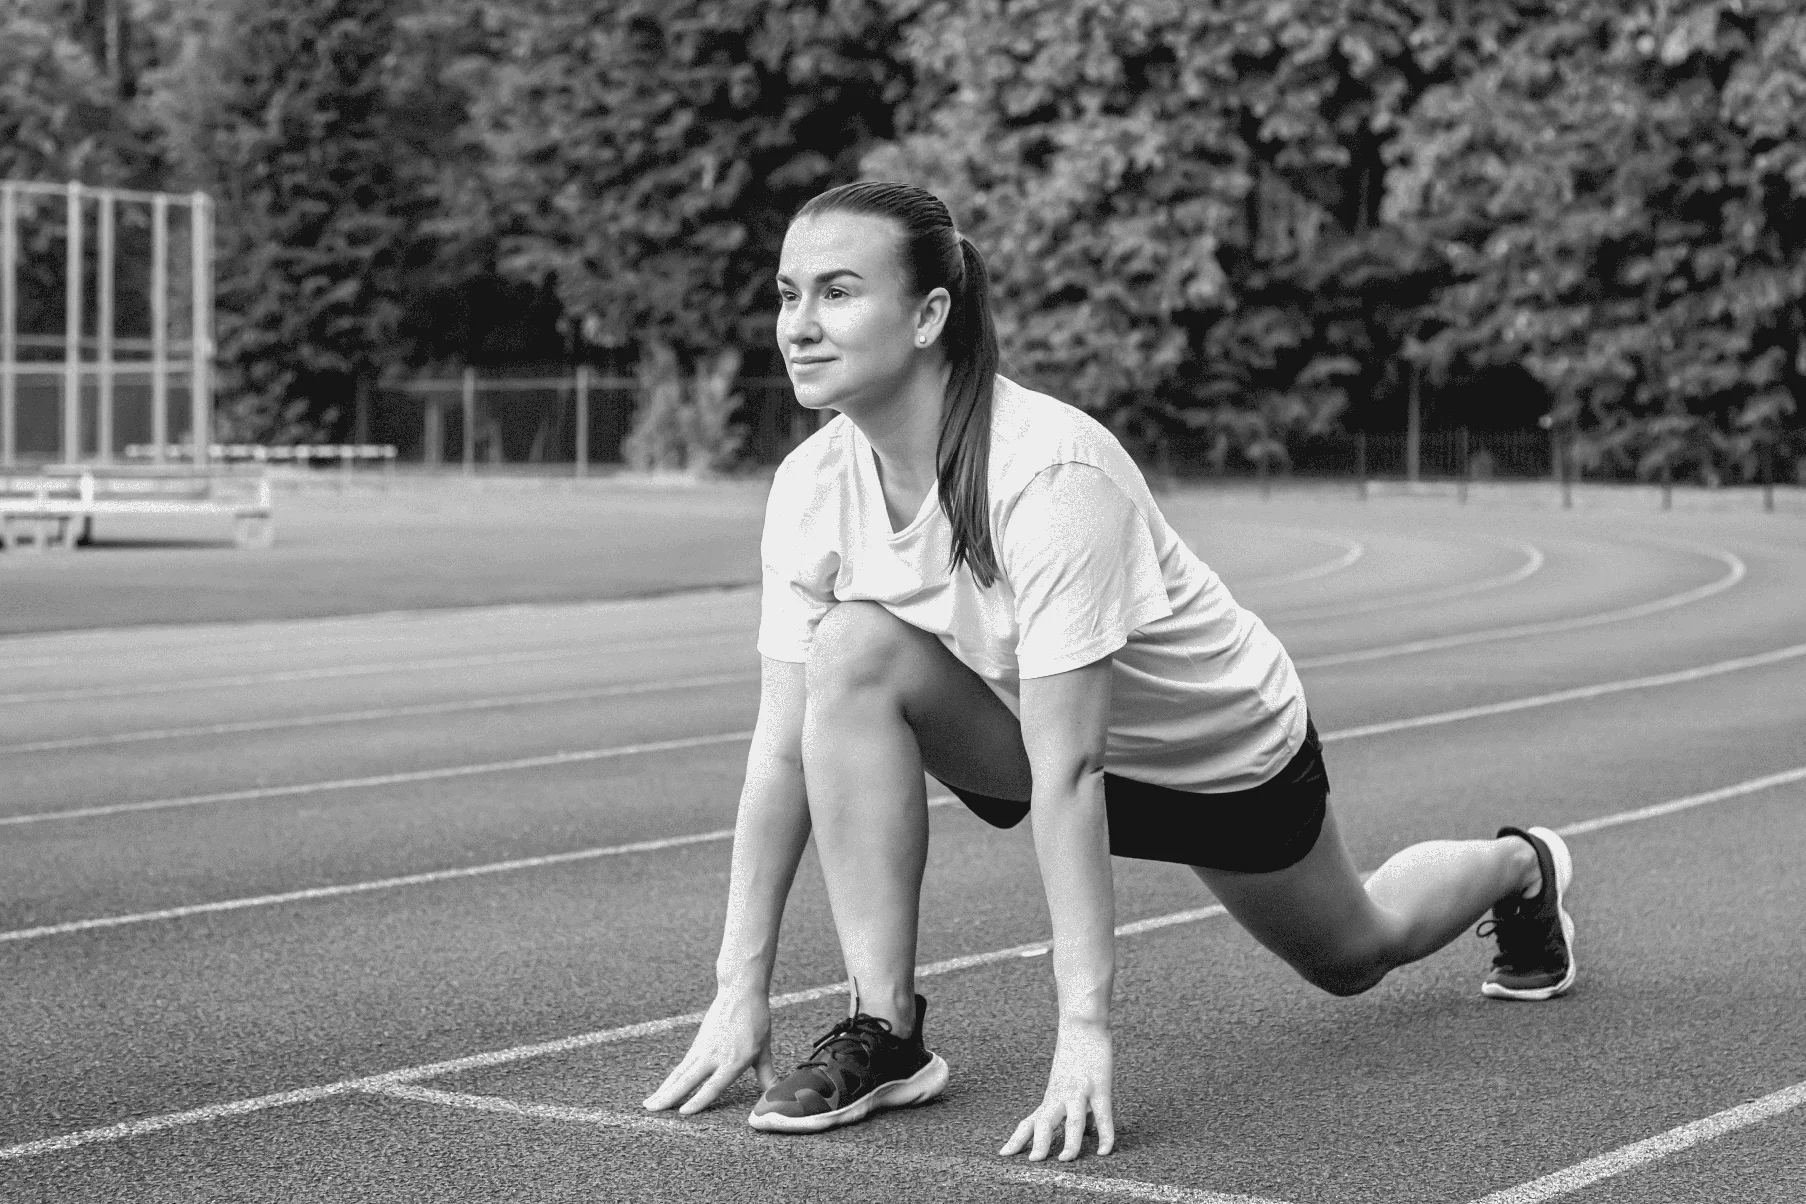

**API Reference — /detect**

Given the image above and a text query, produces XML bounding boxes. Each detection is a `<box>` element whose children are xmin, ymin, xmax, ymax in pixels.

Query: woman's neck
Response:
<box><xmin>844</xmin><ymin>359</ymin><xmax>948</xmax><ymax>502</ymax></box>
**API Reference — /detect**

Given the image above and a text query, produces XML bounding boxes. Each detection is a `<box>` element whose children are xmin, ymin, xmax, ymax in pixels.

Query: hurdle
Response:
<box><xmin>0</xmin><ymin>179</ymin><xmax>213</xmax><ymax>469</ymax></box>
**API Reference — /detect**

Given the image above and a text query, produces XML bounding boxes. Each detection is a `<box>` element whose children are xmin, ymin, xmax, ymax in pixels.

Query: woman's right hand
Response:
<box><xmin>641</xmin><ymin>987</ymin><xmax>777</xmax><ymax>1115</ymax></box>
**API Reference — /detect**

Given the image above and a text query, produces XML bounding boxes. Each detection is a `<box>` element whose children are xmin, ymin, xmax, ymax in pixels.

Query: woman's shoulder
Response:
<box><xmin>989</xmin><ymin>376</ymin><xmax>1145</xmax><ymax>500</ymax></box>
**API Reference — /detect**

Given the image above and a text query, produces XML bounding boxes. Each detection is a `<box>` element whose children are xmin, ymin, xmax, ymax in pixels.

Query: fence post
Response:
<box><xmin>1406</xmin><ymin>366</ymin><xmax>1421</xmax><ymax>485</ymax></box>
<box><xmin>1355</xmin><ymin>431</ymin><xmax>1367</xmax><ymax>501</ymax></box>
<box><xmin>98</xmin><ymin>190</ymin><xmax>114</xmax><ymax>464</ymax></box>
<box><xmin>190</xmin><ymin>192</ymin><xmax>212</xmax><ymax>471</ymax></box>
<box><xmin>151</xmin><ymin>193</ymin><xmax>167</xmax><ymax>463</ymax></box>
<box><xmin>575</xmin><ymin>364</ymin><xmax>589</xmax><ymax>478</ymax></box>
<box><xmin>1763</xmin><ymin>442</ymin><xmax>1775</xmax><ymax>514</ymax></box>
<box><xmin>461</xmin><ymin>367</ymin><xmax>476</xmax><ymax>475</ymax></box>
<box><xmin>423</xmin><ymin>397</ymin><xmax>442</xmax><ymax>469</ymax></box>
<box><xmin>1458</xmin><ymin>426</ymin><xmax>1469</xmax><ymax>504</ymax></box>
<box><xmin>1</xmin><ymin>182</ymin><xmax>13</xmax><ymax>467</ymax></box>
<box><xmin>64</xmin><ymin>181</ymin><xmax>82</xmax><ymax>464</ymax></box>
<box><xmin>1662</xmin><ymin>462</ymin><xmax>1672</xmax><ymax>511</ymax></box>
<box><xmin>1560</xmin><ymin>426</ymin><xmax>1573</xmax><ymax>510</ymax></box>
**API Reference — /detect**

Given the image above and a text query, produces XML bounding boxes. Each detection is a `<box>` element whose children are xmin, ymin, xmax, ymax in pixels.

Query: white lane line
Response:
<box><xmin>0</xmin><ymin>630</ymin><xmax>750</xmax><ymax>707</ymax></box>
<box><xmin>0</xmin><ymin>795</ymin><xmax>952</xmax><ymax>944</ymax></box>
<box><xmin>1467</xmin><ymin>1079</ymin><xmax>1806</xmax><ymax>1204</ymax></box>
<box><xmin>0</xmin><ymin>892</ymin><xmax>1212</xmax><ymax>1163</ymax></box>
<box><xmin>12</xmin><ymin>628</ymin><xmax>1800</xmax><ymax>832</ymax></box>
<box><xmin>0</xmin><ymin>731</ymin><xmax>756</xmax><ymax>827</ymax></box>
<box><xmin>374</xmin><ymin>1084</ymin><xmax>1287</xmax><ymax>1204</ymax></box>
<box><xmin>0</xmin><ymin>828</ymin><xmax>726</xmax><ymax>944</ymax></box>
<box><xmin>6</xmin><ymin>764</ymin><xmax>1800</xmax><ymax>1165</ymax></box>
<box><xmin>0</xmin><ymin>672</ymin><xmax>761</xmax><ymax>757</ymax></box>
<box><xmin>1237</xmin><ymin>533</ymin><xmax>1365</xmax><ymax>589</ymax></box>
<box><xmin>1556</xmin><ymin>765</ymin><xmax>1806</xmax><ymax>838</ymax></box>
<box><xmin>0</xmin><ymin>585</ymin><xmax>763</xmax><ymax>666</ymax></box>
<box><xmin>1294</xmin><ymin>545</ymin><xmax>1744</xmax><ymax>670</ymax></box>
<box><xmin>1271</xmin><ymin>542</ymin><xmax>1545</xmax><ymax>622</ymax></box>
<box><xmin>1321</xmin><ymin>640</ymin><xmax>1806</xmax><ymax>743</ymax></box>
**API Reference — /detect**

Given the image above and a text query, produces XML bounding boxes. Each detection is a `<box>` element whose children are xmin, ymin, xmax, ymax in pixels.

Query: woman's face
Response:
<box><xmin>776</xmin><ymin>211</ymin><xmax>948</xmax><ymax>414</ymax></box>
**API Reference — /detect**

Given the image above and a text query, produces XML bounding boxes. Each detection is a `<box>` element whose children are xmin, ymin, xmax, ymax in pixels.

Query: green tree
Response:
<box><xmin>143</xmin><ymin>0</ymin><xmax>421</xmax><ymax>441</ymax></box>
<box><xmin>870</xmin><ymin>0</ymin><xmax>1450</xmax><ymax>469</ymax></box>
<box><xmin>459</xmin><ymin>0</ymin><xmax>911</xmax><ymax>466</ymax></box>
<box><xmin>1386</xmin><ymin>0</ymin><xmax>1806</xmax><ymax>485</ymax></box>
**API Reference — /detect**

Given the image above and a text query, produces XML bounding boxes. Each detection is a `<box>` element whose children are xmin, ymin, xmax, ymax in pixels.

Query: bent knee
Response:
<box><xmin>806</xmin><ymin>601</ymin><xmax>922</xmax><ymax>696</ymax></box>
<box><xmin>1295</xmin><ymin>950</ymin><xmax>1392</xmax><ymax>998</ymax></box>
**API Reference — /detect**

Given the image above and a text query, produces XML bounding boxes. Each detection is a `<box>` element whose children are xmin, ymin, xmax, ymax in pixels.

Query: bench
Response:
<box><xmin>0</xmin><ymin>466</ymin><xmax>275</xmax><ymax>552</ymax></box>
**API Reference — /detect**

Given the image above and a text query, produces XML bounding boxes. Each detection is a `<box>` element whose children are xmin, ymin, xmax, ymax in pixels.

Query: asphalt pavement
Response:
<box><xmin>2</xmin><ymin>490</ymin><xmax>1802</xmax><ymax>1203</ymax></box>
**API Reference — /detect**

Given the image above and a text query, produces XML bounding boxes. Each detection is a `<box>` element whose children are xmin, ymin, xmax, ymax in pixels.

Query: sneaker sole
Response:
<box><xmin>747</xmin><ymin>1053</ymin><xmax>949</xmax><ymax>1134</ymax></box>
<box><xmin>1482</xmin><ymin>825</ymin><xmax>1577</xmax><ymax>1001</ymax></box>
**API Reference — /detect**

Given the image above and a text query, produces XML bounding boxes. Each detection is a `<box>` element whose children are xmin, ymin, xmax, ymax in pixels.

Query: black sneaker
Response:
<box><xmin>1480</xmin><ymin>825</ymin><xmax>1577</xmax><ymax>1001</ymax></box>
<box><xmin>748</xmin><ymin>991</ymin><xmax>948</xmax><ymax>1134</ymax></box>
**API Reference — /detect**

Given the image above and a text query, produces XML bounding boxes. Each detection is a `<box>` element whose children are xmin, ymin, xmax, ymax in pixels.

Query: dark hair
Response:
<box><xmin>792</xmin><ymin>181</ymin><xmax>1002</xmax><ymax>588</ymax></box>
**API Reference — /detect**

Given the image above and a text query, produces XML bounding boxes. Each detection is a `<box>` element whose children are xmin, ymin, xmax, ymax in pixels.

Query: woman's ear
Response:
<box><xmin>913</xmin><ymin>287</ymin><xmax>953</xmax><ymax>349</ymax></box>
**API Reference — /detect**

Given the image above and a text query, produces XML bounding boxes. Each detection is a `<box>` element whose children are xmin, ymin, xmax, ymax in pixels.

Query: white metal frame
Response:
<box><xmin>0</xmin><ymin>179</ymin><xmax>213</xmax><ymax>468</ymax></box>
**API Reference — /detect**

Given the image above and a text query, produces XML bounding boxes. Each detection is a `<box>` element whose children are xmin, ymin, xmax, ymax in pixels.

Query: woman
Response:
<box><xmin>642</xmin><ymin>182</ymin><xmax>1576</xmax><ymax>1163</ymax></box>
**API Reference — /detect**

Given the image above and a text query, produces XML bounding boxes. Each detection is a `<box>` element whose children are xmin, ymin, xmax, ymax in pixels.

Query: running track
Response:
<box><xmin>2</xmin><ymin>493</ymin><xmax>1803</xmax><ymax>1203</ymax></box>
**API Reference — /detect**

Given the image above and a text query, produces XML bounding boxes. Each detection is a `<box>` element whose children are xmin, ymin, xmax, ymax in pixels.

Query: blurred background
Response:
<box><xmin>2</xmin><ymin>0</ymin><xmax>1803</xmax><ymax>486</ymax></box>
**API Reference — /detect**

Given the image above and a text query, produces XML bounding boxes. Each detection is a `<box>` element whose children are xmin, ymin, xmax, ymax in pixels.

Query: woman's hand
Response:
<box><xmin>999</xmin><ymin>1017</ymin><xmax>1116</xmax><ymax>1161</ymax></box>
<box><xmin>642</xmin><ymin>987</ymin><xmax>777</xmax><ymax>1115</ymax></box>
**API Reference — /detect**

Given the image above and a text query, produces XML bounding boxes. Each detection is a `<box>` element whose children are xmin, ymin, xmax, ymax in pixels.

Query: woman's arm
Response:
<box><xmin>1000</xmin><ymin>654</ymin><xmax>1118</xmax><ymax>1162</ymax></box>
<box><xmin>643</xmin><ymin>656</ymin><xmax>811</xmax><ymax>1114</ymax></box>
<box><xmin>714</xmin><ymin>657</ymin><xmax>812</xmax><ymax>992</ymax></box>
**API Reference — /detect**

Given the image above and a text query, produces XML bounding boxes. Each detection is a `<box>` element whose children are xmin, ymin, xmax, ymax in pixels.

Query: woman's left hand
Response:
<box><xmin>999</xmin><ymin>1017</ymin><xmax>1116</xmax><ymax>1161</ymax></box>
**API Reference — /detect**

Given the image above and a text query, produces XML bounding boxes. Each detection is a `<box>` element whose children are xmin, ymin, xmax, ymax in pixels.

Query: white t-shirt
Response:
<box><xmin>757</xmin><ymin>376</ymin><xmax>1308</xmax><ymax>794</ymax></box>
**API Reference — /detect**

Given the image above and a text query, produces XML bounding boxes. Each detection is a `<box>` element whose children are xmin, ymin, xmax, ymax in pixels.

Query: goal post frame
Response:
<box><xmin>0</xmin><ymin>178</ymin><xmax>214</xmax><ymax>469</ymax></box>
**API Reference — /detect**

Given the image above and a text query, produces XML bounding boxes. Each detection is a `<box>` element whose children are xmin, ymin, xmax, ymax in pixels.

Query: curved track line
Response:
<box><xmin>0</xmin><ymin>584</ymin><xmax>763</xmax><ymax>665</ymax></box>
<box><xmin>0</xmin><ymin>671</ymin><xmax>762</xmax><ymax>757</ymax></box>
<box><xmin>1270</xmin><ymin>541</ymin><xmax>1545</xmax><ymax>623</ymax></box>
<box><xmin>0</xmin><ymin>629</ymin><xmax>751</xmax><ymax>707</ymax></box>
<box><xmin>4</xmin><ymin>766</ymin><xmax>1799</xmax><ymax>1164</ymax></box>
<box><xmin>0</xmin><ymin>730</ymin><xmax>756</xmax><ymax>827</ymax></box>
<box><xmin>11</xmin><ymin>638</ymin><xmax>1805</xmax><ymax>923</ymax></box>
<box><xmin>1234</xmin><ymin>531</ymin><xmax>1365</xmax><ymax>589</ymax></box>
<box><xmin>1295</xmin><ymin>543</ymin><xmax>1746</xmax><ymax>670</ymax></box>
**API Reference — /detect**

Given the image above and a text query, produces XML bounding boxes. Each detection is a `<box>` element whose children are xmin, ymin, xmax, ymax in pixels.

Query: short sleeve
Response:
<box><xmin>755</xmin><ymin>465</ymin><xmax>836</xmax><ymax>662</ymax></box>
<box><xmin>1003</xmin><ymin>462</ymin><xmax>1173</xmax><ymax>679</ymax></box>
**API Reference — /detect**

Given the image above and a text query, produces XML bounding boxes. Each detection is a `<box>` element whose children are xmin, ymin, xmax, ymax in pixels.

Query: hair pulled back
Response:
<box><xmin>792</xmin><ymin>181</ymin><xmax>1001</xmax><ymax>588</ymax></box>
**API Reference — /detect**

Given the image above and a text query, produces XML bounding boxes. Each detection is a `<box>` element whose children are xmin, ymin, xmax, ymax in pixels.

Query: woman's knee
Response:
<box><xmin>1299</xmin><ymin>952</ymin><xmax>1391</xmax><ymax>998</ymax></box>
<box><xmin>806</xmin><ymin>601</ymin><xmax>922</xmax><ymax>700</ymax></box>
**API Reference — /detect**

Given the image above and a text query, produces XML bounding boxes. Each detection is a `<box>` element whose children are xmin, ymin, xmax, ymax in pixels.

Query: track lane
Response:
<box><xmin>5</xmin><ymin>499</ymin><xmax>1803</xmax><ymax>1200</ymax></box>
<box><xmin>4</xmin><ymin>647</ymin><xmax>1801</xmax><ymax>1157</ymax></box>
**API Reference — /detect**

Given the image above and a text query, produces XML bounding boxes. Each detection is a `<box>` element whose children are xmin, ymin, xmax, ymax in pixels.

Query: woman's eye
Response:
<box><xmin>824</xmin><ymin>287</ymin><xmax>847</xmax><ymax>300</ymax></box>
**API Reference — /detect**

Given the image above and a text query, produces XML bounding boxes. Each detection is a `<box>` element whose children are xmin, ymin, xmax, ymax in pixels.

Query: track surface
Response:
<box><xmin>2</xmin><ymin>491</ymin><xmax>1803</xmax><ymax>1203</ymax></box>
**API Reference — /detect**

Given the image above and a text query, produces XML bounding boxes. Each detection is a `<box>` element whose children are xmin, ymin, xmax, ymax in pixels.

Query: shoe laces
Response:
<box><xmin>1477</xmin><ymin>898</ymin><xmax>1562</xmax><ymax>971</ymax></box>
<box><xmin>799</xmin><ymin>1011</ymin><xmax>896</xmax><ymax>1075</ymax></box>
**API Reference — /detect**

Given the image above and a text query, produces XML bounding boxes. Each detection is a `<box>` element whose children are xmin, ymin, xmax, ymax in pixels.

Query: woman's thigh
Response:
<box><xmin>812</xmin><ymin>600</ymin><xmax>1034</xmax><ymax>803</ymax></box>
<box><xmin>1189</xmin><ymin>806</ymin><xmax>1392</xmax><ymax>991</ymax></box>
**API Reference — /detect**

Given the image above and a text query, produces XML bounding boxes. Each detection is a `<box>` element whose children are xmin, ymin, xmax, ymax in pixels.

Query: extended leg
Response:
<box><xmin>802</xmin><ymin>601</ymin><xmax>1032</xmax><ymax>1034</ymax></box>
<box><xmin>1194</xmin><ymin>807</ymin><xmax>1539</xmax><ymax>996</ymax></box>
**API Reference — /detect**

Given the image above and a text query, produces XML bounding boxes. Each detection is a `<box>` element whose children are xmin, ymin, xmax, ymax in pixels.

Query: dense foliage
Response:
<box><xmin>2</xmin><ymin>0</ymin><xmax>1801</xmax><ymax>479</ymax></box>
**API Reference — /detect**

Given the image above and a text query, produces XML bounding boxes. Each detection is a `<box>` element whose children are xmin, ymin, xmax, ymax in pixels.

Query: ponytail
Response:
<box><xmin>936</xmin><ymin>237</ymin><xmax>1000</xmax><ymax>588</ymax></box>
<box><xmin>792</xmin><ymin>183</ymin><xmax>1003</xmax><ymax>588</ymax></box>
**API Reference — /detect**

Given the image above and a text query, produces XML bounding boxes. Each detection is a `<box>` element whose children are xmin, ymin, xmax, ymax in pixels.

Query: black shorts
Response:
<box><xmin>945</xmin><ymin>715</ymin><xmax>1330</xmax><ymax>873</ymax></box>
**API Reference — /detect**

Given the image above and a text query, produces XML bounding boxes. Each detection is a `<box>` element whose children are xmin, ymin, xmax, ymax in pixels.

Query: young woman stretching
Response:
<box><xmin>642</xmin><ymin>181</ymin><xmax>1576</xmax><ymax>1162</ymax></box>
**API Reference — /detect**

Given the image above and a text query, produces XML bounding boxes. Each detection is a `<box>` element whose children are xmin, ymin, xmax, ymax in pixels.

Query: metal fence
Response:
<box><xmin>375</xmin><ymin>370</ymin><xmax>1573</xmax><ymax>484</ymax></box>
<box><xmin>375</xmin><ymin>371</ymin><xmax>819</xmax><ymax>473</ymax></box>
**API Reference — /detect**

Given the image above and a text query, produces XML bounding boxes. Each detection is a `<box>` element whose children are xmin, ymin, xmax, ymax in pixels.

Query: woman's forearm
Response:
<box><xmin>713</xmin><ymin>730</ymin><xmax>812</xmax><ymax>995</ymax></box>
<box><xmin>1029</xmin><ymin>772</ymin><xmax>1116</xmax><ymax>1025</ymax></box>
